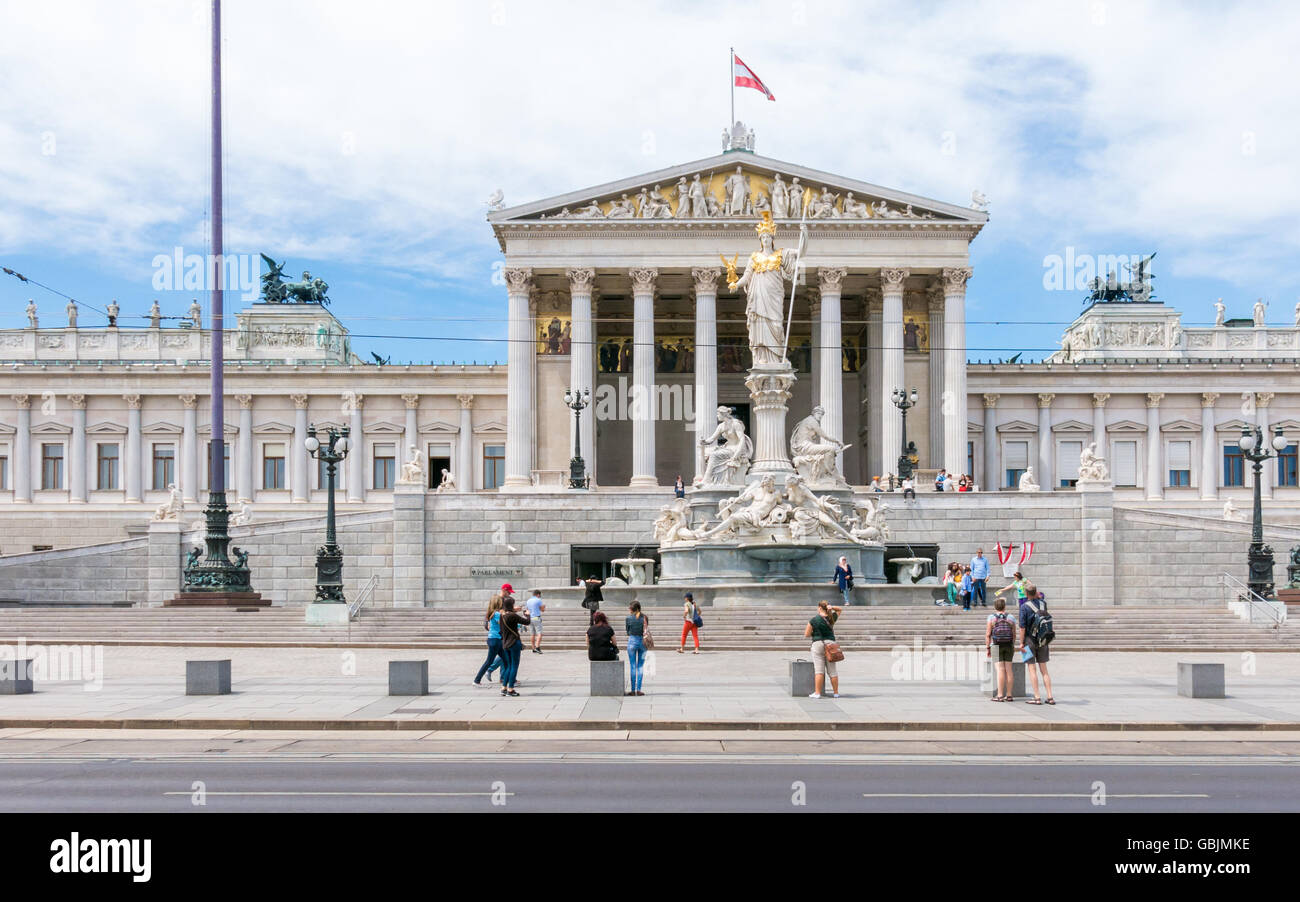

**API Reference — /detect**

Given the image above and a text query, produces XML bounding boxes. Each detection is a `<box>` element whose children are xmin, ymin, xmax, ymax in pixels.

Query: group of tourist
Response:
<box><xmin>933</xmin><ymin>469</ymin><xmax>975</xmax><ymax>492</ymax></box>
<box><xmin>985</xmin><ymin>575</ymin><xmax>1055</xmax><ymax>705</ymax></box>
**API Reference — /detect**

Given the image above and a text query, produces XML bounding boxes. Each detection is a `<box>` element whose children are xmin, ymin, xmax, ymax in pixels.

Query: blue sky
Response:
<box><xmin>2</xmin><ymin>0</ymin><xmax>1296</xmax><ymax>364</ymax></box>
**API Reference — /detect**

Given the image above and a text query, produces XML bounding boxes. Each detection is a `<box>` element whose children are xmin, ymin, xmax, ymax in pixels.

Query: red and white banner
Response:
<box><xmin>733</xmin><ymin>52</ymin><xmax>775</xmax><ymax>101</ymax></box>
<box><xmin>996</xmin><ymin>541</ymin><xmax>1034</xmax><ymax>577</ymax></box>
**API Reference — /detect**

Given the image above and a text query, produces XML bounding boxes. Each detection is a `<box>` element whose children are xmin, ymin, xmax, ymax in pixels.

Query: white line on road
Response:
<box><xmin>861</xmin><ymin>792</ymin><xmax>1208</xmax><ymax>799</ymax></box>
<box><xmin>162</xmin><ymin>790</ymin><xmax>511</xmax><ymax>797</ymax></box>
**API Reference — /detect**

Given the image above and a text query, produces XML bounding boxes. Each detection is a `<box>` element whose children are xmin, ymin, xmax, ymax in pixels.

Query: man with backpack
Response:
<box><xmin>1018</xmin><ymin>583</ymin><xmax>1055</xmax><ymax>705</ymax></box>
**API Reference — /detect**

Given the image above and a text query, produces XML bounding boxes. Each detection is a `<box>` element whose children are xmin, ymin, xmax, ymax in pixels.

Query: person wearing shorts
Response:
<box><xmin>984</xmin><ymin>596</ymin><xmax>1018</xmax><ymax>701</ymax></box>
<box><xmin>1019</xmin><ymin>583</ymin><xmax>1055</xmax><ymax>705</ymax></box>
<box><xmin>525</xmin><ymin>589</ymin><xmax>545</xmax><ymax>654</ymax></box>
<box><xmin>803</xmin><ymin>600</ymin><xmax>842</xmax><ymax>699</ymax></box>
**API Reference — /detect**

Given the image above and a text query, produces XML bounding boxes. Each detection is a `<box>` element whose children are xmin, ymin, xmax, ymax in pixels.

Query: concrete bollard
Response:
<box><xmin>790</xmin><ymin>659</ymin><xmax>815</xmax><ymax>697</ymax></box>
<box><xmin>186</xmin><ymin>659</ymin><xmax>231</xmax><ymax>695</ymax></box>
<box><xmin>1178</xmin><ymin>662</ymin><xmax>1225</xmax><ymax>699</ymax></box>
<box><xmin>982</xmin><ymin>659</ymin><xmax>1026</xmax><ymax>698</ymax></box>
<box><xmin>589</xmin><ymin>660</ymin><xmax>624</xmax><ymax>697</ymax></box>
<box><xmin>388</xmin><ymin>660</ymin><xmax>429</xmax><ymax>696</ymax></box>
<box><xmin>0</xmin><ymin>659</ymin><xmax>34</xmax><ymax>695</ymax></box>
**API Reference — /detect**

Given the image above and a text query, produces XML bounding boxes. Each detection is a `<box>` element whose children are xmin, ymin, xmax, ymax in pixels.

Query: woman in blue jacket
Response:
<box><xmin>833</xmin><ymin>556</ymin><xmax>854</xmax><ymax>606</ymax></box>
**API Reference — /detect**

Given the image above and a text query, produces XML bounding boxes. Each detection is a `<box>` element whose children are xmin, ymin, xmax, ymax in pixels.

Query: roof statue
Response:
<box><xmin>1085</xmin><ymin>252</ymin><xmax>1156</xmax><ymax>306</ymax></box>
<box><xmin>260</xmin><ymin>254</ymin><xmax>331</xmax><ymax>306</ymax></box>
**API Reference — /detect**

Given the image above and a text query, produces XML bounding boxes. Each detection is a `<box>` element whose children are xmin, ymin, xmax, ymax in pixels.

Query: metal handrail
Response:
<box><xmin>348</xmin><ymin>575</ymin><xmax>379</xmax><ymax>622</ymax></box>
<box><xmin>1220</xmin><ymin>572</ymin><xmax>1286</xmax><ymax>628</ymax></box>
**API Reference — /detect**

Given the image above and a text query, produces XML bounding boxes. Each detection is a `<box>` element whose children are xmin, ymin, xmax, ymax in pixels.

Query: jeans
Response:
<box><xmin>973</xmin><ymin>579</ymin><xmax>987</xmax><ymax>606</ymax></box>
<box><xmin>475</xmin><ymin>638</ymin><xmax>503</xmax><ymax>683</ymax></box>
<box><xmin>500</xmin><ymin>643</ymin><xmax>523</xmax><ymax>688</ymax></box>
<box><xmin>627</xmin><ymin>637</ymin><xmax>646</xmax><ymax>691</ymax></box>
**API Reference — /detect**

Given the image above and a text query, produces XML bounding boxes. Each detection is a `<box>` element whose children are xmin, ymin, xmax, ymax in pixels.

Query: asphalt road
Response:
<box><xmin>2</xmin><ymin>758</ymin><xmax>1297</xmax><ymax>812</ymax></box>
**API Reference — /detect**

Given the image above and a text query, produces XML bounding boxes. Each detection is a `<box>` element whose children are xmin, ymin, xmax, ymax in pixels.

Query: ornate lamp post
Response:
<box><xmin>564</xmin><ymin>387</ymin><xmax>591</xmax><ymax>489</ymax></box>
<box><xmin>305</xmin><ymin>424</ymin><xmax>350</xmax><ymax>602</ymax></box>
<box><xmin>1239</xmin><ymin>423</ymin><xmax>1288</xmax><ymax>598</ymax></box>
<box><xmin>891</xmin><ymin>387</ymin><xmax>920</xmax><ymax>481</ymax></box>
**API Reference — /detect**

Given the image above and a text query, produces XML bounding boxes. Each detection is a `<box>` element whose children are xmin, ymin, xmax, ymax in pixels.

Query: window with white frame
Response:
<box><xmin>42</xmin><ymin>442</ymin><xmax>65</xmax><ymax>490</ymax></box>
<box><xmin>1279</xmin><ymin>444</ymin><xmax>1298</xmax><ymax>487</ymax></box>
<box><xmin>1056</xmin><ymin>439</ymin><xmax>1082</xmax><ymax>488</ymax></box>
<box><xmin>1112</xmin><ymin>440</ymin><xmax>1138</xmax><ymax>487</ymax></box>
<box><xmin>96</xmin><ymin>442</ymin><xmax>119</xmax><ymax>490</ymax></box>
<box><xmin>151</xmin><ymin>443</ymin><xmax>175</xmax><ymax>490</ymax></box>
<box><xmin>483</xmin><ymin>443</ymin><xmax>505</xmax><ymax>490</ymax></box>
<box><xmin>1223</xmin><ymin>443</ymin><xmax>1245</xmax><ymax>487</ymax></box>
<box><xmin>427</xmin><ymin>442</ymin><xmax>452</xmax><ymax>489</ymax></box>
<box><xmin>1004</xmin><ymin>440</ymin><xmax>1029</xmax><ymax>488</ymax></box>
<box><xmin>262</xmin><ymin>442</ymin><xmax>286</xmax><ymax>489</ymax></box>
<box><xmin>372</xmin><ymin>442</ymin><xmax>395</xmax><ymax>490</ymax></box>
<box><xmin>0</xmin><ymin>443</ymin><xmax>8</xmax><ymax>491</ymax></box>
<box><xmin>1167</xmin><ymin>439</ymin><xmax>1192</xmax><ymax>487</ymax></box>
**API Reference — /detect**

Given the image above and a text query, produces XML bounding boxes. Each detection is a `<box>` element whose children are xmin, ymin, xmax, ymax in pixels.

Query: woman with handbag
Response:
<box><xmin>803</xmin><ymin>600</ymin><xmax>844</xmax><ymax>698</ymax></box>
<box><xmin>624</xmin><ymin>601</ymin><xmax>652</xmax><ymax>696</ymax></box>
<box><xmin>678</xmin><ymin>591</ymin><xmax>702</xmax><ymax>654</ymax></box>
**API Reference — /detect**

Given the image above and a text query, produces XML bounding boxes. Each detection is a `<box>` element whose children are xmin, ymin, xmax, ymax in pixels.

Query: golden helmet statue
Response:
<box><xmin>755</xmin><ymin>210</ymin><xmax>777</xmax><ymax>237</ymax></box>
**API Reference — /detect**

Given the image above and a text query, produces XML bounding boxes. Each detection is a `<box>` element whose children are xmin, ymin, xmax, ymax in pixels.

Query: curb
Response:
<box><xmin>2</xmin><ymin>718</ymin><xmax>1298</xmax><ymax>732</ymax></box>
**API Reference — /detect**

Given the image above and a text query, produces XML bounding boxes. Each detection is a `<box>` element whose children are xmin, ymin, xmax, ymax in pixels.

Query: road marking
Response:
<box><xmin>162</xmin><ymin>790</ymin><xmax>510</xmax><ymax>797</ymax></box>
<box><xmin>861</xmin><ymin>792</ymin><xmax>1208</xmax><ymax>799</ymax></box>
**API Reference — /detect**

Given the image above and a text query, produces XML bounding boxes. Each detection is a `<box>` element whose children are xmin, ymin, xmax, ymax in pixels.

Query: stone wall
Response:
<box><xmin>0</xmin><ymin>537</ymin><xmax>149</xmax><ymax>605</ymax></box>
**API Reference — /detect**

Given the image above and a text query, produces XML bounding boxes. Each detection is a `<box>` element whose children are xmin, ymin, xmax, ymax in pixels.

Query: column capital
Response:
<box><xmin>690</xmin><ymin>267</ymin><xmax>721</xmax><ymax>294</ymax></box>
<box><xmin>880</xmin><ymin>268</ymin><xmax>910</xmax><ymax>291</ymax></box>
<box><xmin>565</xmin><ymin>267</ymin><xmax>597</xmax><ymax>295</ymax></box>
<box><xmin>1092</xmin><ymin>392</ymin><xmax>1110</xmax><ymax>408</ymax></box>
<box><xmin>628</xmin><ymin>267</ymin><xmax>659</xmax><ymax>292</ymax></box>
<box><xmin>1201</xmin><ymin>391</ymin><xmax>1220</xmax><ymax>408</ymax></box>
<box><xmin>1037</xmin><ymin>393</ymin><xmax>1055</xmax><ymax>408</ymax></box>
<box><xmin>123</xmin><ymin>394</ymin><xmax>141</xmax><ymax>410</ymax></box>
<box><xmin>235</xmin><ymin>394</ymin><xmax>254</xmax><ymax>409</ymax></box>
<box><xmin>1256</xmin><ymin>391</ymin><xmax>1275</xmax><ymax>408</ymax></box>
<box><xmin>817</xmin><ymin>266</ymin><xmax>847</xmax><ymax>293</ymax></box>
<box><xmin>290</xmin><ymin>394</ymin><xmax>309</xmax><ymax>409</ymax></box>
<box><xmin>941</xmin><ymin>266</ymin><xmax>974</xmax><ymax>292</ymax></box>
<box><xmin>342</xmin><ymin>392</ymin><xmax>363</xmax><ymax>411</ymax></box>
<box><xmin>179</xmin><ymin>393</ymin><xmax>198</xmax><ymax>409</ymax></box>
<box><xmin>12</xmin><ymin>393</ymin><xmax>31</xmax><ymax>409</ymax></box>
<box><xmin>926</xmin><ymin>283</ymin><xmax>945</xmax><ymax>313</ymax></box>
<box><xmin>68</xmin><ymin>393</ymin><xmax>87</xmax><ymax>410</ymax></box>
<box><xmin>503</xmin><ymin>267</ymin><xmax>533</xmax><ymax>295</ymax></box>
<box><xmin>983</xmin><ymin>393</ymin><xmax>999</xmax><ymax>409</ymax></box>
<box><xmin>863</xmin><ymin>286</ymin><xmax>883</xmax><ymax>310</ymax></box>
<box><xmin>1146</xmin><ymin>392</ymin><xmax>1164</xmax><ymax>408</ymax></box>
<box><xmin>401</xmin><ymin>393</ymin><xmax>420</xmax><ymax>409</ymax></box>
<box><xmin>457</xmin><ymin>393</ymin><xmax>475</xmax><ymax>410</ymax></box>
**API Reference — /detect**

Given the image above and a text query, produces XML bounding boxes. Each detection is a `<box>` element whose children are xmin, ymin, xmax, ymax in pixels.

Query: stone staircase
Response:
<box><xmin>0</xmin><ymin>605</ymin><xmax>1296</xmax><ymax>651</ymax></box>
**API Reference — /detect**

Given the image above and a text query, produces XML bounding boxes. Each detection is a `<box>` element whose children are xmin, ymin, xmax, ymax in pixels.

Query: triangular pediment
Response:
<box><xmin>365</xmin><ymin>420</ymin><xmax>405</xmax><ymax>434</ymax></box>
<box><xmin>419</xmin><ymin>420</ymin><xmax>460</xmax><ymax>435</ymax></box>
<box><xmin>141</xmin><ymin>420</ymin><xmax>182</xmax><ymax>434</ymax></box>
<box><xmin>252</xmin><ymin>420</ymin><xmax>293</xmax><ymax>434</ymax></box>
<box><xmin>1159</xmin><ymin>419</ymin><xmax>1200</xmax><ymax>433</ymax></box>
<box><xmin>473</xmin><ymin>420</ymin><xmax>507</xmax><ymax>434</ymax></box>
<box><xmin>489</xmin><ymin>152</ymin><xmax>986</xmax><ymax>229</ymax></box>
<box><xmin>1050</xmin><ymin>419</ymin><xmax>1093</xmax><ymax>433</ymax></box>
<box><xmin>1106</xmin><ymin>419</ymin><xmax>1147</xmax><ymax>433</ymax></box>
<box><xmin>86</xmin><ymin>421</ymin><xmax>127</xmax><ymax>434</ymax></box>
<box><xmin>31</xmin><ymin>421</ymin><xmax>72</xmax><ymax>435</ymax></box>
<box><xmin>996</xmin><ymin>419</ymin><xmax>1037</xmax><ymax>433</ymax></box>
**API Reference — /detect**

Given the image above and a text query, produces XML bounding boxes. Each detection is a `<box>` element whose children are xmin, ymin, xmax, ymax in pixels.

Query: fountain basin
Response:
<box><xmin>888</xmin><ymin>556</ymin><xmax>933</xmax><ymax>584</ymax></box>
<box><xmin>738</xmin><ymin>542</ymin><xmax>819</xmax><ymax>584</ymax></box>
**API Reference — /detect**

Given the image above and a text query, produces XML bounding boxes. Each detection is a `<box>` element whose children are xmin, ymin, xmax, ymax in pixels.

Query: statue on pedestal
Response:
<box><xmin>1214</xmin><ymin>299</ymin><xmax>1226</xmax><ymax>326</ymax></box>
<box><xmin>849</xmin><ymin>498</ymin><xmax>892</xmax><ymax>542</ymax></box>
<box><xmin>1077</xmin><ymin>442</ymin><xmax>1110</xmax><ymax>483</ymax></box>
<box><xmin>188</xmin><ymin>299</ymin><xmax>202</xmax><ymax>327</ymax></box>
<box><xmin>1018</xmin><ymin>467</ymin><xmax>1040</xmax><ymax>493</ymax></box>
<box><xmin>790</xmin><ymin>405</ymin><xmax>850</xmax><ymax>483</ymax></box>
<box><xmin>149</xmin><ymin>300</ymin><xmax>161</xmax><ymax>327</ymax></box>
<box><xmin>784</xmin><ymin>475</ymin><xmax>858</xmax><ymax>543</ymax></box>
<box><xmin>698</xmin><ymin>406</ymin><xmax>753</xmax><ymax>486</ymax></box>
<box><xmin>152</xmin><ymin>484</ymin><xmax>184</xmax><ymax>521</ymax></box>
<box><xmin>699</xmin><ymin>475</ymin><xmax>784</xmax><ymax>540</ymax></box>
<box><xmin>25</xmin><ymin>299</ymin><xmax>37</xmax><ymax>329</ymax></box>
<box><xmin>231</xmin><ymin>503</ymin><xmax>253</xmax><ymax>527</ymax></box>
<box><xmin>396</xmin><ymin>445</ymin><xmax>425</xmax><ymax>485</ymax></box>
<box><xmin>435</xmin><ymin>468</ymin><xmax>457</xmax><ymax>493</ymax></box>
<box><xmin>66</xmin><ymin>300</ymin><xmax>78</xmax><ymax>328</ymax></box>
<box><xmin>653</xmin><ymin>497</ymin><xmax>697</xmax><ymax>545</ymax></box>
<box><xmin>721</xmin><ymin>211</ymin><xmax>806</xmax><ymax>367</ymax></box>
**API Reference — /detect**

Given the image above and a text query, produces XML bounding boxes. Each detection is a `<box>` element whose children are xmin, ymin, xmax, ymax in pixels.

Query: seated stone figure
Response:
<box><xmin>397</xmin><ymin>446</ymin><xmax>424</xmax><ymax>485</ymax></box>
<box><xmin>1077</xmin><ymin>442</ymin><xmax>1109</xmax><ymax>483</ymax></box>
<box><xmin>784</xmin><ymin>474</ymin><xmax>859</xmax><ymax>544</ymax></box>
<box><xmin>698</xmin><ymin>475</ymin><xmax>784</xmax><ymax>540</ymax></box>
<box><xmin>698</xmin><ymin>405</ymin><xmax>754</xmax><ymax>486</ymax></box>
<box><xmin>1018</xmin><ymin>467</ymin><xmax>1040</xmax><ymax>493</ymax></box>
<box><xmin>790</xmin><ymin>405</ymin><xmax>849</xmax><ymax>483</ymax></box>
<box><xmin>653</xmin><ymin>497</ymin><xmax>696</xmax><ymax>545</ymax></box>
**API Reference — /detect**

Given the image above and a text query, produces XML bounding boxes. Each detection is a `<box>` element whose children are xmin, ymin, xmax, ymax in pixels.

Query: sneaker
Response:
<box><xmin>486</xmin><ymin>671</ymin><xmax>494</xmax><ymax>682</ymax></box>
<box><xmin>507</xmin><ymin>690</ymin><xmax>519</xmax><ymax>697</ymax></box>
<box><xmin>536</xmin><ymin>649</ymin><xmax>543</xmax><ymax>654</ymax></box>
<box><xmin>831</xmin><ymin>692</ymin><xmax>840</xmax><ymax>698</ymax></box>
<box><xmin>808</xmin><ymin>692</ymin><xmax>822</xmax><ymax>699</ymax></box>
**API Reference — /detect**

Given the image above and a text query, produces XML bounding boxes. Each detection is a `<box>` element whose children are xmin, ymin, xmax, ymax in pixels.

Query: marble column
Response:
<box><xmin>1091</xmin><ymin>393</ymin><xmax>1109</xmax><ymax>455</ymax></box>
<box><xmin>1256</xmin><ymin>392</ymin><xmax>1274</xmax><ymax>500</ymax></box>
<box><xmin>291</xmin><ymin>394</ymin><xmax>309</xmax><ymax>502</ymax></box>
<box><xmin>567</xmin><ymin>267</ymin><xmax>596</xmax><ymax>480</ymax></box>
<box><xmin>1200</xmin><ymin>392</ymin><xmax>1219</xmax><ymax>500</ymax></box>
<box><xmin>12</xmin><ymin>395</ymin><xmax>31</xmax><ymax>503</ymax></box>
<box><xmin>982</xmin><ymin>394</ymin><xmax>999</xmax><ymax>491</ymax></box>
<box><xmin>926</xmin><ymin>285</ymin><xmax>945</xmax><ymax>469</ymax></box>
<box><xmin>691</xmin><ymin>268</ymin><xmax>720</xmax><ymax>481</ymax></box>
<box><xmin>180</xmin><ymin>394</ymin><xmax>198</xmax><ymax>502</ymax></box>
<box><xmin>124</xmin><ymin>394</ymin><xmax>141</xmax><ymax>503</ymax></box>
<box><xmin>629</xmin><ymin>266</ymin><xmax>658</xmax><ymax>487</ymax></box>
<box><xmin>808</xmin><ymin>296</ymin><xmax>821</xmax><ymax>408</ymax></box>
<box><xmin>1145</xmin><ymin>392</ymin><xmax>1164</xmax><ymax>501</ymax></box>
<box><xmin>817</xmin><ymin>267</ymin><xmax>847</xmax><ymax>474</ymax></box>
<box><xmin>879</xmin><ymin>268</ymin><xmax>908</xmax><ymax>475</ymax></box>
<box><xmin>347</xmin><ymin>393</ymin><xmax>364</xmax><ymax>502</ymax></box>
<box><xmin>402</xmin><ymin>394</ymin><xmax>420</xmax><ymax>475</ymax></box>
<box><xmin>457</xmin><ymin>394</ymin><xmax>474</xmax><ymax>492</ymax></box>
<box><xmin>865</xmin><ymin>290</ymin><xmax>883</xmax><ymax>479</ymax></box>
<box><xmin>1037</xmin><ymin>393</ymin><xmax>1055</xmax><ymax>490</ymax></box>
<box><xmin>68</xmin><ymin>394</ymin><xmax>87</xmax><ymax>503</ymax></box>
<box><xmin>236</xmin><ymin>394</ymin><xmax>253</xmax><ymax>503</ymax></box>
<box><xmin>503</xmin><ymin>267</ymin><xmax>534</xmax><ymax>489</ymax></box>
<box><xmin>941</xmin><ymin>267</ymin><xmax>973</xmax><ymax>478</ymax></box>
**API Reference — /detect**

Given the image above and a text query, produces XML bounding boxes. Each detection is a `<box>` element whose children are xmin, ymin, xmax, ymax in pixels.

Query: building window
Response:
<box><xmin>206</xmin><ymin>440</ymin><xmax>231</xmax><ymax>490</ymax></box>
<box><xmin>427</xmin><ymin>443</ymin><xmax>451</xmax><ymax>490</ymax></box>
<box><xmin>484</xmin><ymin>444</ymin><xmax>505</xmax><ymax>490</ymax></box>
<box><xmin>1167</xmin><ymin>439</ymin><xmax>1192</xmax><ymax>487</ymax></box>
<box><xmin>0</xmin><ymin>446</ymin><xmax>8</xmax><ymax>491</ymax></box>
<box><xmin>97</xmin><ymin>443</ymin><xmax>119</xmax><ymax>490</ymax></box>
<box><xmin>372</xmin><ymin>443</ymin><xmax>395</xmax><ymax>490</ymax></box>
<box><xmin>966</xmin><ymin>441</ymin><xmax>974</xmax><ymax>480</ymax></box>
<box><xmin>1003</xmin><ymin>440</ymin><xmax>1028</xmax><ymax>489</ymax></box>
<box><xmin>42</xmin><ymin>443</ymin><xmax>65</xmax><ymax>490</ymax></box>
<box><xmin>262</xmin><ymin>442</ymin><xmax>286</xmax><ymax>489</ymax></box>
<box><xmin>151</xmin><ymin>443</ymin><xmax>175</xmax><ymax>490</ymax></box>
<box><xmin>1279</xmin><ymin>444</ymin><xmax>1298</xmax><ymax>487</ymax></box>
<box><xmin>1056</xmin><ymin>439</ymin><xmax>1082</xmax><ymax>488</ymax></box>
<box><xmin>1223</xmin><ymin>444</ymin><xmax>1245</xmax><ymax>488</ymax></box>
<box><xmin>1112</xmin><ymin>440</ymin><xmax>1138</xmax><ymax>487</ymax></box>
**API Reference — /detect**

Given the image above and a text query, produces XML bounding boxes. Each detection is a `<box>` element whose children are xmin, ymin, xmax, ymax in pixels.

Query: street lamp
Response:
<box><xmin>891</xmin><ymin>387</ymin><xmax>920</xmax><ymax>481</ymax></box>
<box><xmin>1238</xmin><ymin>423</ymin><xmax>1289</xmax><ymax>598</ymax></box>
<box><xmin>305</xmin><ymin>424</ymin><xmax>350</xmax><ymax>602</ymax></box>
<box><xmin>564</xmin><ymin>387</ymin><xmax>591</xmax><ymax>489</ymax></box>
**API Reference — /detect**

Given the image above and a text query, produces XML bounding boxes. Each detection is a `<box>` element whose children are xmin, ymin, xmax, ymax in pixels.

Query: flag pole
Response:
<box><xmin>728</xmin><ymin>46</ymin><xmax>734</xmax><ymax>130</ymax></box>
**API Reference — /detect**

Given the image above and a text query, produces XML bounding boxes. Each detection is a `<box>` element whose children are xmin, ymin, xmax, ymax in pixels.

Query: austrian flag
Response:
<box><xmin>733</xmin><ymin>52</ymin><xmax>775</xmax><ymax>101</ymax></box>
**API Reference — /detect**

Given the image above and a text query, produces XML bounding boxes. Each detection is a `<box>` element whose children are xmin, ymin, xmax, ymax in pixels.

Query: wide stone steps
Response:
<box><xmin>1</xmin><ymin>606</ymin><xmax>1294</xmax><ymax>650</ymax></box>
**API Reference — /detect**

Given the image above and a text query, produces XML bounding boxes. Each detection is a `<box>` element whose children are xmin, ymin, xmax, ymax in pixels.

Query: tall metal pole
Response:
<box><xmin>729</xmin><ymin>46</ymin><xmax>734</xmax><ymax>130</ymax></box>
<box><xmin>209</xmin><ymin>0</ymin><xmax>225</xmax><ymax>502</ymax></box>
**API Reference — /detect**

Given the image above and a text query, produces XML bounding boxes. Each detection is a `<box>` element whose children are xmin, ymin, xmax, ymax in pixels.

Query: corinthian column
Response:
<box><xmin>1037</xmin><ymin>393</ymin><xmax>1055</xmax><ymax>490</ymax></box>
<box><xmin>180</xmin><ymin>393</ymin><xmax>198</xmax><ymax>502</ymax></box>
<box><xmin>346</xmin><ymin>393</ymin><xmax>364</xmax><ymax>502</ymax></box>
<box><xmin>691</xmin><ymin>267</ymin><xmax>720</xmax><ymax>481</ymax></box>
<box><xmin>926</xmin><ymin>284</ymin><xmax>945</xmax><ymax>468</ymax></box>
<box><xmin>1092</xmin><ymin>393</ymin><xmax>1109</xmax><ymax>453</ymax></box>
<box><xmin>817</xmin><ymin>267</ymin><xmax>847</xmax><ymax>475</ymax></box>
<box><xmin>402</xmin><ymin>394</ymin><xmax>420</xmax><ymax>470</ymax></box>
<box><xmin>1200</xmin><ymin>392</ymin><xmax>1219</xmax><ymax>500</ymax></box>
<box><xmin>12</xmin><ymin>395</ymin><xmax>31</xmax><ymax>503</ymax></box>
<box><xmin>865</xmin><ymin>289</ymin><xmax>883</xmax><ymax>479</ymax></box>
<box><xmin>503</xmin><ymin>267</ymin><xmax>534</xmax><ymax>489</ymax></box>
<box><xmin>1256</xmin><ymin>392</ymin><xmax>1274</xmax><ymax>500</ymax></box>
<box><xmin>982</xmin><ymin>394</ymin><xmax>999</xmax><ymax>491</ymax></box>
<box><xmin>941</xmin><ymin>267</ymin><xmax>972</xmax><ymax>477</ymax></box>
<box><xmin>1145</xmin><ymin>392</ymin><xmax>1164</xmax><ymax>501</ymax></box>
<box><xmin>291</xmin><ymin>394</ymin><xmax>309</xmax><ymax>502</ymax></box>
<box><xmin>236</xmin><ymin>394</ymin><xmax>253</xmax><ymax>503</ymax></box>
<box><xmin>879</xmin><ymin>268</ymin><xmax>908</xmax><ymax>473</ymax></box>
<box><xmin>567</xmin><ymin>267</ymin><xmax>596</xmax><ymax>481</ymax></box>
<box><xmin>123</xmin><ymin>394</ymin><xmax>141</xmax><ymax>503</ymax></box>
<box><xmin>69</xmin><ymin>394</ymin><xmax>87</xmax><ymax>503</ymax></box>
<box><xmin>629</xmin><ymin>267</ymin><xmax>658</xmax><ymax>487</ymax></box>
<box><xmin>457</xmin><ymin>394</ymin><xmax>474</xmax><ymax>492</ymax></box>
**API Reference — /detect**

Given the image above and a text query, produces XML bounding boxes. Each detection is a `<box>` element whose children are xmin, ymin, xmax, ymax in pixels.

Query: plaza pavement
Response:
<box><xmin>2</xmin><ymin>645</ymin><xmax>1300</xmax><ymax>731</ymax></box>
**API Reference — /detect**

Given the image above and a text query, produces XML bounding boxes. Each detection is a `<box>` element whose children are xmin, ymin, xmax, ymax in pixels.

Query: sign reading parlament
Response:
<box><xmin>470</xmin><ymin>567</ymin><xmax>526</xmax><ymax>578</ymax></box>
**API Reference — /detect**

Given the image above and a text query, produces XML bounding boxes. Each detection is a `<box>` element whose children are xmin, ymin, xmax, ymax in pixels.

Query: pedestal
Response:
<box><xmin>589</xmin><ymin>659</ymin><xmax>624</xmax><ymax>697</ymax></box>
<box><xmin>186</xmin><ymin>659</ymin><xmax>232</xmax><ymax>695</ymax></box>
<box><xmin>789</xmin><ymin>659</ymin><xmax>815</xmax><ymax>696</ymax></box>
<box><xmin>745</xmin><ymin>362</ymin><xmax>797</xmax><ymax>479</ymax></box>
<box><xmin>1177</xmin><ymin>662</ymin><xmax>1225</xmax><ymax>698</ymax></box>
<box><xmin>0</xmin><ymin>659</ymin><xmax>33</xmax><ymax>695</ymax></box>
<box><xmin>306</xmin><ymin>602</ymin><xmax>351</xmax><ymax>625</ymax></box>
<box><xmin>389</xmin><ymin>660</ymin><xmax>429</xmax><ymax>696</ymax></box>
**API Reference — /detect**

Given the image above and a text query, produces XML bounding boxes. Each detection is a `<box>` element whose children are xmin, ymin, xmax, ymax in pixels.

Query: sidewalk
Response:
<box><xmin>2</xmin><ymin>646</ymin><xmax>1299</xmax><ymax>730</ymax></box>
